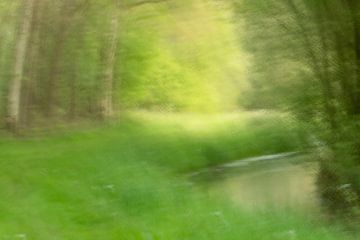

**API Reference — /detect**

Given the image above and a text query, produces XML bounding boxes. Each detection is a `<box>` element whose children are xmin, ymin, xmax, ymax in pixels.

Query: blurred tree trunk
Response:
<box><xmin>45</xmin><ymin>8</ymin><xmax>69</xmax><ymax>118</ymax></box>
<box><xmin>7</xmin><ymin>0</ymin><xmax>35</xmax><ymax>132</ymax></box>
<box><xmin>334</xmin><ymin>32</ymin><xmax>357</xmax><ymax>116</ymax></box>
<box><xmin>68</xmin><ymin>62</ymin><xmax>78</xmax><ymax>120</ymax></box>
<box><xmin>44</xmin><ymin>1</ymin><xmax>82</xmax><ymax>118</ymax></box>
<box><xmin>346</xmin><ymin>0</ymin><xmax>360</xmax><ymax>115</ymax></box>
<box><xmin>22</xmin><ymin>0</ymin><xmax>42</xmax><ymax>127</ymax></box>
<box><xmin>100</xmin><ymin>7</ymin><xmax>119</xmax><ymax>119</ymax></box>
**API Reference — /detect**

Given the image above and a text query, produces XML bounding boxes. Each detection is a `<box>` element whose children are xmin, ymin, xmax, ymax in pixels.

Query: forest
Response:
<box><xmin>0</xmin><ymin>0</ymin><xmax>359</xmax><ymax>239</ymax></box>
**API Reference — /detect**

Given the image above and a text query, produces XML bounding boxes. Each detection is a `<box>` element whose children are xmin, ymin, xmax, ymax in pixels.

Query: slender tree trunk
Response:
<box><xmin>45</xmin><ymin>20</ymin><xmax>68</xmax><ymax>118</ymax></box>
<box><xmin>7</xmin><ymin>0</ymin><xmax>35</xmax><ymax>132</ymax></box>
<box><xmin>316</xmin><ymin>4</ymin><xmax>338</xmax><ymax>131</ymax></box>
<box><xmin>351</xmin><ymin>13</ymin><xmax>360</xmax><ymax>114</ymax></box>
<box><xmin>68</xmin><ymin>67</ymin><xmax>77</xmax><ymax>120</ymax></box>
<box><xmin>45</xmin><ymin>1</ymin><xmax>86</xmax><ymax>119</ymax></box>
<box><xmin>345</xmin><ymin>0</ymin><xmax>360</xmax><ymax>115</ymax></box>
<box><xmin>334</xmin><ymin>32</ymin><xmax>357</xmax><ymax>116</ymax></box>
<box><xmin>100</xmin><ymin>8</ymin><xmax>119</xmax><ymax>119</ymax></box>
<box><xmin>22</xmin><ymin>0</ymin><xmax>41</xmax><ymax>127</ymax></box>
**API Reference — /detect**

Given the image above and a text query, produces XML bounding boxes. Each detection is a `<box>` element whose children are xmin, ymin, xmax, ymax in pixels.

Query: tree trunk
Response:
<box><xmin>68</xmin><ymin>66</ymin><xmax>77</xmax><ymax>120</ymax></box>
<box><xmin>22</xmin><ymin>0</ymin><xmax>42</xmax><ymax>127</ymax></box>
<box><xmin>345</xmin><ymin>0</ymin><xmax>360</xmax><ymax>115</ymax></box>
<box><xmin>7</xmin><ymin>0</ymin><xmax>35</xmax><ymax>132</ymax></box>
<box><xmin>45</xmin><ymin>17</ymin><xmax>68</xmax><ymax>118</ymax></box>
<box><xmin>100</xmin><ymin>8</ymin><xmax>119</xmax><ymax>119</ymax></box>
<box><xmin>351</xmin><ymin>11</ymin><xmax>360</xmax><ymax>114</ymax></box>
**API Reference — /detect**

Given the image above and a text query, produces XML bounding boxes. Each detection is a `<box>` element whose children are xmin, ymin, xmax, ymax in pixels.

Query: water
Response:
<box><xmin>194</xmin><ymin>154</ymin><xmax>320</xmax><ymax>212</ymax></box>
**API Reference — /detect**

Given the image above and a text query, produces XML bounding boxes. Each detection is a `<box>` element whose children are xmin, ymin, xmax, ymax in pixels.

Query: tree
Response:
<box><xmin>236</xmin><ymin>0</ymin><xmax>360</xmax><ymax>217</ymax></box>
<box><xmin>100</xmin><ymin>1</ymin><xmax>119</xmax><ymax>119</ymax></box>
<box><xmin>7</xmin><ymin>0</ymin><xmax>35</xmax><ymax>132</ymax></box>
<box><xmin>22</xmin><ymin>0</ymin><xmax>43</xmax><ymax>126</ymax></box>
<box><xmin>0</xmin><ymin>0</ymin><xmax>242</xmax><ymax>128</ymax></box>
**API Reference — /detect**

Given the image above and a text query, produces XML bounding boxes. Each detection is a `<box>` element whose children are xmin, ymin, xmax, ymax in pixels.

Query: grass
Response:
<box><xmin>111</xmin><ymin>111</ymin><xmax>308</xmax><ymax>171</ymax></box>
<box><xmin>0</xmin><ymin>111</ymin><xmax>356</xmax><ymax>239</ymax></box>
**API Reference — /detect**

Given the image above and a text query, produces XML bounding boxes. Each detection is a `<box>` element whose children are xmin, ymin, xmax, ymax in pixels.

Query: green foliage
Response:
<box><xmin>235</xmin><ymin>0</ymin><xmax>360</xmax><ymax>219</ymax></box>
<box><xmin>119</xmin><ymin>111</ymin><xmax>307</xmax><ymax>170</ymax></box>
<box><xmin>0</xmin><ymin>0</ymin><xmax>246</xmax><ymax>127</ymax></box>
<box><xmin>118</xmin><ymin>0</ymin><xmax>243</xmax><ymax>112</ymax></box>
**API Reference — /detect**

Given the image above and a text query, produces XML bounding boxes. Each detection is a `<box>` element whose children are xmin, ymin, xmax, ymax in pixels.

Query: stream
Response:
<box><xmin>193</xmin><ymin>153</ymin><xmax>321</xmax><ymax>212</ymax></box>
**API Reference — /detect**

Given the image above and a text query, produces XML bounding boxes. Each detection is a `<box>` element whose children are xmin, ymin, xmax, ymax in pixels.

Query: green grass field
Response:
<box><xmin>0</xmin><ymin>112</ymin><xmax>355</xmax><ymax>239</ymax></box>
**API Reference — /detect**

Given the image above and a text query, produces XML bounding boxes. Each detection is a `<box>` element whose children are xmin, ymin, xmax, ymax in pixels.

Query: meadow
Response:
<box><xmin>0</xmin><ymin>112</ymin><xmax>356</xmax><ymax>239</ymax></box>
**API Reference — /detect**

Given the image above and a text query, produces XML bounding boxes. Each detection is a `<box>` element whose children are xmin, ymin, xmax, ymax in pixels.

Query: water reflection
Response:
<box><xmin>195</xmin><ymin>156</ymin><xmax>320</xmax><ymax>212</ymax></box>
